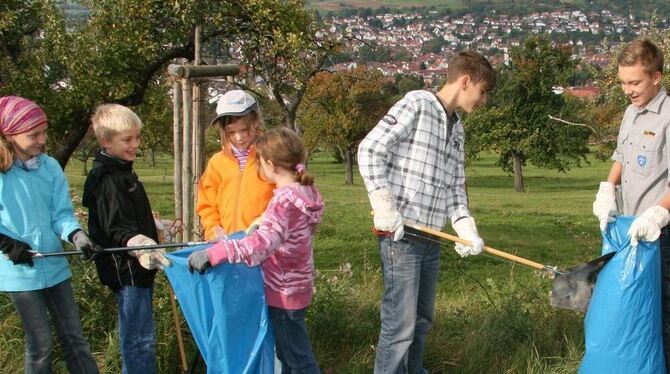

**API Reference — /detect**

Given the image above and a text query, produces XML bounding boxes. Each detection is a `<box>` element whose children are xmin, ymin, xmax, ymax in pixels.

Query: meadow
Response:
<box><xmin>0</xmin><ymin>151</ymin><xmax>610</xmax><ymax>373</ymax></box>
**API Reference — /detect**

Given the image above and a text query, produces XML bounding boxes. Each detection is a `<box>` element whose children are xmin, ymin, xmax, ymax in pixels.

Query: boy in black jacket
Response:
<box><xmin>83</xmin><ymin>104</ymin><xmax>170</xmax><ymax>374</ymax></box>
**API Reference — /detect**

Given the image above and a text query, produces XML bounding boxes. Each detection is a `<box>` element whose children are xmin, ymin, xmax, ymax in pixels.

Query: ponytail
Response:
<box><xmin>295</xmin><ymin>163</ymin><xmax>314</xmax><ymax>186</ymax></box>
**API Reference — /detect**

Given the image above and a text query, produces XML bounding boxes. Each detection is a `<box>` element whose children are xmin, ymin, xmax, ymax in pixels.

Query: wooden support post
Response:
<box><xmin>181</xmin><ymin>78</ymin><xmax>193</xmax><ymax>241</ymax></box>
<box><xmin>192</xmin><ymin>83</ymin><xmax>207</xmax><ymax>240</ymax></box>
<box><xmin>192</xmin><ymin>81</ymin><xmax>201</xmax><ymax>240</ymax></box>
<box><xmin>194</xmin><ymin>26</ymin><xmax>201</xmax><ymax>66</ymax></box>
<box><xmin>194</xmin><ymin>84</ymin><xmax>207</xmax><ymax>177</ymax></box>
<box><xmin>169</xmin><ymin>285</ymin><xmax>188</xmax><ymax>373</ymax></box>
<box><xmin>172</xmin><ymin>80</ymin><xmax>183</xmax><ymax>242</ymax></box>
<box><xmin>167</xmin><ymin>64</ymin><xmax>240</xmax><ymax>78</ymax></box>
<box><xmin>191</xmin><ymin>26</ymin><xmax>204</xmax><ymax>240</ymax></box>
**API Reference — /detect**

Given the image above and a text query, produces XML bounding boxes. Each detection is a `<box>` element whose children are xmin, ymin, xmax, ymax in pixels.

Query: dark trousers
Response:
<box><xmin>8</xmin><ymin>279</ymin><xmax>99</xmax><ymax>374</ymax></box>
<box><xmin>661</xmin><ymin>228</ymin><xmax>670</xmax><ymax>370</ymax></box>
<box><xmin>268</xmin><ymin>306</ymin><xmax>320</xmax><ymax>374</ymax></box>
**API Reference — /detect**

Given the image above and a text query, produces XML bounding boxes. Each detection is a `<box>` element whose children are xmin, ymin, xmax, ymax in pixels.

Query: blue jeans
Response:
<box><xmin>8</xmin><ymin>279</ymin><xmax>99</xmax><ymax>374</ymax></box>
<box><xmin>116</xmin><ymin>286</ymin><xmax>156</xmax><ymax>374</ymax></box>
<box><xmin>375</xmin><ymin>237</ymin><xmax>440</xmax><ymax>374</ymax></box>
<box><xmin>268</xmin><ymin>306</ymin><xmax>320</xmax><ymax>374</ymax></box>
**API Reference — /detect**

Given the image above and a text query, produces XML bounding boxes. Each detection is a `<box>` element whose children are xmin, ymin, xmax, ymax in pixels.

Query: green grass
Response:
<box><xmin>0</xmin><ymin>151</ymin><xmax>611</xmax><ymax>373</ymax></box>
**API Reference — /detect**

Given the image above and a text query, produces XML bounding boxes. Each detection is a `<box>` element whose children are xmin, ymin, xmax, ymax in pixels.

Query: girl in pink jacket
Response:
<box><xmin>188</xmin><ymin>127</ymin><xmax>324</xmax><ymax>373</ymax></box>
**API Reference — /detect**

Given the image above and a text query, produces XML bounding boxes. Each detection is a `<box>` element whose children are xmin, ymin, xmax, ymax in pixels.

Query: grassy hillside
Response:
<box><xmin>0</xmin><ymin>151</ymin><xmax>613</xmax><ymax>372</ymax></box>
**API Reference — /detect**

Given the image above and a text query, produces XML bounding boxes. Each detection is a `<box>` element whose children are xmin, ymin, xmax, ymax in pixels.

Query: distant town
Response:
<box><xmin>320</xmin><ymin>7</ymin><xmax>668</xmax><ymax>93</ymax></box>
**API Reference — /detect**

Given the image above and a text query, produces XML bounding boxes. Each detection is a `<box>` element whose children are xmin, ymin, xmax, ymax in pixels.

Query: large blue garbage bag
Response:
<box><xmin>164</xmin><ymin>235</ymin><xmax>274</xmax><ymax>374</ymax></box>
<box><xmin>579</xmin><ymin>216</ymin><xmax>665</xmax><ymax>374</ymax></box>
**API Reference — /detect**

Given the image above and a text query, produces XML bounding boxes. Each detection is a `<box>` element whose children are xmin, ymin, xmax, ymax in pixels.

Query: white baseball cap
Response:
<box><xmin>210</xmin><ymin>90</ymin><xmax>258</xmax><ymax>126</ymax></box>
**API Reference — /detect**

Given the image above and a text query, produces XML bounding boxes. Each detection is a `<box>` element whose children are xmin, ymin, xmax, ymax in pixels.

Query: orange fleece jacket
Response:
<box><xmin>196</xmin><ymin>146</ymin><xmax>274</xmax><ymax>240</ymax></box>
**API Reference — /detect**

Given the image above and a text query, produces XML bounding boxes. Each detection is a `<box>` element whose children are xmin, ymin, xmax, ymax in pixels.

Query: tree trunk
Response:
<box><xmin>81</xmin><ymin>158</ymin><xmax>88</xmax><ymax>176</ymax></box>
<box><xmin>286</xmin><ymin>107</ymin><xmax>300</xmax><ymax>134</ymax></box>
<box><xmin>343</xmin><ymin>147</ymin><xmax>354</xmax><ymax>185</ymax></box>
<box><xmin>512</xmin><ymin>152</ymin><xmax>524</xmax><ymax>192</ymax></box>
<box><xmin>149</xmin><ymin>147</ymin><xmax>156</xmax><ymax>167</ymax></box>
<box><xmin>54</xmin><ymin>109</ymin><xmax>91</xmax><ymax>169</ymax></box>
<box><xmin>274</xmin><ymin>82</ymin><xmax>309</xmax><ymax>136</ymax></box>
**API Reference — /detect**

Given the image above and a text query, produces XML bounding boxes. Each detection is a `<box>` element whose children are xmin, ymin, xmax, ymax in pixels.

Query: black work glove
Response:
<box><xmin>187</xmin><ymin>250</ymin><xmax>211</xmax><ymax>275</ymax></box>
<box><xmin>0</xmin><ymin>234</ymin><xmax>34</xmax><ymax>267</ymax></box>
<box><xmin>72</xmin><ymin>231</ymin><xmax>102</xmax><ymax>261</ymax></box>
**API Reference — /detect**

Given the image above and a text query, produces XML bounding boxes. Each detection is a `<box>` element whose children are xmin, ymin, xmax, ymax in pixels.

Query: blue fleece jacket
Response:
<box><xmin>0</xmin><ymin>154</ymin><xmax>81</xmax><ymax>291</ymax></box>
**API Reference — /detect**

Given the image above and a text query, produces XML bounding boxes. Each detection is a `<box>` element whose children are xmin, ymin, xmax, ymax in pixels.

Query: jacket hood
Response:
<box><xmin>278</xmin><ymin>184</ymin><xmax>324</xmax><ymax>225</ymax></box>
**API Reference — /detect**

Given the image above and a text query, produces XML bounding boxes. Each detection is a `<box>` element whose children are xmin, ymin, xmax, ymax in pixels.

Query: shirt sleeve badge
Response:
<box><xmin>382</xmin><ymin>114</ymin><xmax>398</xmax><ymax>125</ymax></box>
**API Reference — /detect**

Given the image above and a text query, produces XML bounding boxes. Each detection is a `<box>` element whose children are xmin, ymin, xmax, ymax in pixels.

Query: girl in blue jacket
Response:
<box><xmin>0</xmin><ymin>96</ymin><xmax>99</xmax><ymax>374</ymax></box>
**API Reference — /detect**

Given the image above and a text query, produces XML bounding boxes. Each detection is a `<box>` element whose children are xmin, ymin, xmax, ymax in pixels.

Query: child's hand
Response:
<box><xmin>3</xmin><ymin>240</ymin><xmax>34</xmax><ymax>267</ymax></box>
<box><xmin>188</xmin><ymin>250</ymin><xmax>211</xmax><ymax>275</ymax></box>
<box><xmin>213</xmin><ymin>225</ymin><xmax>228</xmax><ymax>240</ymax></box>
<box><xmin>137</xmin><ymin>249</ymin><xmax>172</xmax><ymax>270</ymax></box>
<box><xmin>73</xmin><ymin>230</ymin><xmax>102</xmax><ymax>261</ymax></box>
<box><xmin>245</xmin><ymin>215</ymin><xmax>264</xmax><ymax>235</ymax></box>
<box><xmin>127</xmin><ymin>234</ymin><xmax>157</xmax><ymax>247</ymax></box>
<box><xmin>126</xmin><ymin>234</ymin><xmax>171</xmax><ymax>270</ymax></box>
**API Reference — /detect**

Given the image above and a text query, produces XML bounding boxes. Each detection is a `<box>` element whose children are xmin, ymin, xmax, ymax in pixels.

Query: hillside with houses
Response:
<box><xmin>318</xmin><ymin>5</ymin><xmax>668</xmax><ymax>94</ymax></box>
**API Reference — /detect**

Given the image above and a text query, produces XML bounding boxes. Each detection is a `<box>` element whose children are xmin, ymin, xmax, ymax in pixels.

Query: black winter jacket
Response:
<box><xmin>82</xmin><ymin>151</ymin><xmax>158</xmax><ymax>291</ymax></box>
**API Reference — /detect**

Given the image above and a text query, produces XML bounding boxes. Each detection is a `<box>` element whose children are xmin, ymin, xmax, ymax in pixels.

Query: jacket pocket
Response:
<box><xmin>631</xmin><ymin>136</ymin><xmax>658</xmax><ymax>177</ymax></box>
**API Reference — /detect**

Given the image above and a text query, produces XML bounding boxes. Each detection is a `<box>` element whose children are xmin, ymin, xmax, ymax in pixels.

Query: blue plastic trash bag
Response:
<box><xmin>164</xmin><ymin>234</ymin><xmax>274</xmax><ymax>374</ymax></box>
<box><xmin>579</xmin><ymin>216</ymin><xmax>665</xmax><ymax>374</ymax></box>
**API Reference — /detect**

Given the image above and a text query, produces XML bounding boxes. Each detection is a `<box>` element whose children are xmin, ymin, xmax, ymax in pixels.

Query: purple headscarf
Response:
<box><xmin>0</xmin><ymin>96</ymin><xmax>48</xmax><ymax>136</ymax></box>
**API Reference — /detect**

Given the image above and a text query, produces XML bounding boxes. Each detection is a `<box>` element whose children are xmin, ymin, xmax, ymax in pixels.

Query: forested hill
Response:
<box><xmin>307</xmin><ymin>0</ymin><xmax>670</xmax><ymax>18</ymax></box>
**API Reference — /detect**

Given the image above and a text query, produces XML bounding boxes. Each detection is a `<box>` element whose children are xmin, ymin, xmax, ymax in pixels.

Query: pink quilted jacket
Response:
<box><xmin>207</xmin><ymin>183</ymin><xmax>324</xmax><ymax>309</ymax></box>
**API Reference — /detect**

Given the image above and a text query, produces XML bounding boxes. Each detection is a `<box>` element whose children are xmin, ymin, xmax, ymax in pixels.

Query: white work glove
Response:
<box><xmin>369</xmin><ymin>189</ymin><xmax>404</xmax><ymax>242</ymax></box>
<box><xmin>127</xmin><ymin>234</ymin><xmax>156</xmax><ymax>247</ymax></box>
<box><xmin>127</xmin><ymin>234</ymin><xmax>171</xmax><ymax>270</ymax></box>
<box><xmin>451</xmin><ymin>217</ymin><xmax>484</xmax><ymax>257</ymax></box>
<box><xmin>628</xmin><ymin>205</ymin><xmax>670</xmax><ymax>247</ymax></box>
<box><xmin>593</xmin><ymin>181</ymin><xmax>618</xmax><ymax>232</ymax></box>
<box><xmin>136</xmin><ymin>249</ymin><xmax>171</xmax><ymax>270</ymax></box>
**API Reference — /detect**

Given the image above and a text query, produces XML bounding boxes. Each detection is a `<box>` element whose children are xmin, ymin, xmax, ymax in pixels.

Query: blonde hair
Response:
<box><xmin>256</xmin><ymin>127</ymin><xmax>314</xmax><ymax>186</ymax></box>
<box><xmin>217</xmin><ymin>109</ymin><xmax>264</xmax><ymax>150</ymax></box>
<box><xmin>0</xmin><ymin>136</ymin><xmax>14</xmax><ymax>172</ymax></box>
<box><xmin>618</xmin><ymin>38</ymin><xmax>664</xmax><ymax>75</ymax></box>
<box><xmin>91</xmin><ymin>104</ymin><xmax>142</xmax><ymax>142</ymax></box>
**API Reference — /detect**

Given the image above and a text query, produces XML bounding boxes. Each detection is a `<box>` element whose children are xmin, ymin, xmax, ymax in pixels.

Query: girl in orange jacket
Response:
<box><xmin>197</xmin><ymin>90</ymin><xmax>274</xmax><ymax>240</ymax></box>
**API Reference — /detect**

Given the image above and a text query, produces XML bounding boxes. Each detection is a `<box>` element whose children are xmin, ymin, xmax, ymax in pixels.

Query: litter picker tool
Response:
<box><xmin>549</xmin><ymin>252</ymin><xmax>615</xmax><ymax>312</ymax></box>
<box><xmin>29</xmin><ymin>240</ymin><xmax>213</xmax><ymax>258</ymax></box>
<box><xmin>405</xmin><ymin>223</ymin><xmax>562</xmax><ymax>274</ymax></box>
<box><xmin>403</xmin><ymin>223</ymin><xmax>614</xmax><ymax>312</ymax></box>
